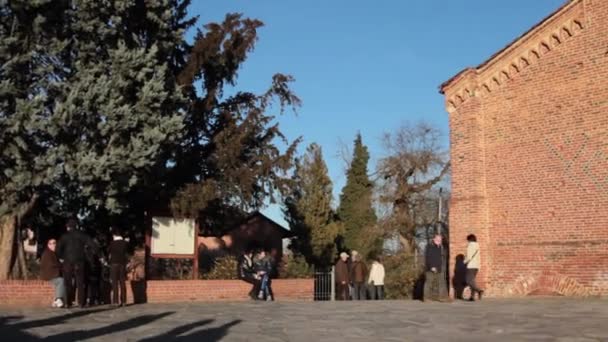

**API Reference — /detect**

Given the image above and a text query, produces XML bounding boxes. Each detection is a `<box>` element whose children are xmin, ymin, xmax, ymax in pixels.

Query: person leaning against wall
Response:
<box><xmin>40</xmin><ymin>238</ymin><xmax>66</xmax><ymax>308</ymax></box>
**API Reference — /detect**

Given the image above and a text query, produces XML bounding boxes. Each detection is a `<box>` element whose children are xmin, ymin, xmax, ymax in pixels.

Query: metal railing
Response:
<box><xmin>313</xmin><ymin>267</ymin><xmax>335</xmax><ymax>301</ymax></box>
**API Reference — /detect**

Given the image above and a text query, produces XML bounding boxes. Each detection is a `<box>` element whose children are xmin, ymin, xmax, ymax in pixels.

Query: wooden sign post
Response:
<box><xmin>145</xmin><ymin>215</ymin><xmax>199</xmax><ymax>279</ymax></box>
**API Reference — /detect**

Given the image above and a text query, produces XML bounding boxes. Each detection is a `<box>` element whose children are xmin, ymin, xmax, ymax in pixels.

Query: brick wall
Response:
<box><xmin>0</xmin><ymin>279</ymin><xmax>314</xmax><ymax>307</ymax></box>
<box><xmin>442</xmin><ymin>0</ymin><xmax>608</xmax><ymax>297</ymax></box>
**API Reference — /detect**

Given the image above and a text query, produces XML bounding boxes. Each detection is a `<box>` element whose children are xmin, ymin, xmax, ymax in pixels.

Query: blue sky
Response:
<box><xmin>189</xmin><ymin>0</ymin><xmax>565</xmax><ymax>227</ymax></box>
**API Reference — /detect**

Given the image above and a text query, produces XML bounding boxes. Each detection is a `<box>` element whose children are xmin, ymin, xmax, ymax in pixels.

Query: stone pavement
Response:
<box><xmin>1</xmin><ymin>298</ymin><xmax>607</xmax><ymax>341</ymax></box>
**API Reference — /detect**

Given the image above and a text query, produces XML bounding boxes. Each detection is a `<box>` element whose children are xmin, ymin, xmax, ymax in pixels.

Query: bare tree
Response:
<box><xmin>376</xmin><ymin>122</ymin><xmax>450</xmax><ymax>253</ymax></box>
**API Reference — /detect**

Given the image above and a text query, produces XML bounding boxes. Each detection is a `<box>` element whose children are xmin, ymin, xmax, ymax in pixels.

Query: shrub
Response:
<box><xmin>148</xmin><ymin>258</ymin><xmax>193</xmax><ymax>280</ymax></box>
<box><xmin>383</xmin><ymin>252</ymin><xmax>424</xmax><ymax>299</ymax></box>
<box><xmin>200</xmin><ymin>255</ymin><xmax>239</xmax><ymax>280</ymax></box>
<box><xmin>280</xmin><ymin>254</ymin><xmax>313</xmax><ymax>279</ymax></box>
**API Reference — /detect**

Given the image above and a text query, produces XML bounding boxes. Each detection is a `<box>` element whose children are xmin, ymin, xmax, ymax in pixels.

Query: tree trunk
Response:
<box><xmin>0</xmin><ymin>194</ymin><xmax>39</xmax><ymax>280</ymax></box>
<box><xmin>0</xmin><ymin>215</ymin><xmax>17</xmax><ymax>280</ymax></box>
<box><xmin>16</xmin><ymin>236</ymin><xmax>28</xmax><ymax>280</ymax></box>
<box><xmin>398</xmin><ymin>233</ymin><xmax>412</xmax><ymax>254</ymax></box>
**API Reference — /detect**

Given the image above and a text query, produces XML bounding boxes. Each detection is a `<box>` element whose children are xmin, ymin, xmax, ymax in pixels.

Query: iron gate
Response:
<box><xmin>314</xmin><ymin>267</ymin><xmax>334</xmax><ymax>301</ymax></box>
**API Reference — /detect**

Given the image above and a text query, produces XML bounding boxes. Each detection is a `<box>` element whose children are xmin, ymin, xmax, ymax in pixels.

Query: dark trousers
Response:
<box><xmin>110</xmin><ymin>264</ymin><xmax>127</xmax><ymax>305</ymax></box>
<box><xmin>63</xmin><ymin>262</ymin><xmax>86</xmax><ymax>307</ymax></box>
<box><xmin>241</xmin><ymin>276</ymin><xmax>261</xmax><ymax>298</ymax></box>
<box><xmin>466</xmin><ymin>268</ymin><xmax>482</xmax><ymax>298</ymax></box>
<box><xmin>337</xmin><ymin>282</ymin><xmax>349</xmax><ymax>300</ymax></box>
<box><xmin>369</xmin><ymin>285</ymin><xmax>384</xmax><ymax>300</ymax></box>
<box><xmin>87</xmin><ymin>277</ymin><xmax>100</xmax><ymax>305</ymax></box>
<box><xmin>353</xmin><ymin>282</ymin><xmax>367</xmax><ymax>300</ymax></box>
<box><xmin>424</xmin><ymin>270</ymin><xmax>447</xmax><ymax>301</ymax></box>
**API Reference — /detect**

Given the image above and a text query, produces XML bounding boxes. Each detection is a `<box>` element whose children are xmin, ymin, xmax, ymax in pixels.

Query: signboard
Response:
<box><xmin>151</xmin><ymin>216</ymin><xmax>196</xmax><ymax>256</ymax></box>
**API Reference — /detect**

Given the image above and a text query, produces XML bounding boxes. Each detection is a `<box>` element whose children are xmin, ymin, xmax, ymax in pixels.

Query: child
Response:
<box><xmin>254</xmin><ymin>250</ymin><xmax>273</xmax><ymax>301</ymax></box>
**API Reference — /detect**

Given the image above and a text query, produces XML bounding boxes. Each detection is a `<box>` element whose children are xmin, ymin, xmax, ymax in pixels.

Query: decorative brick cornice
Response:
<box><xmin>442</xmin><ymin>0</ymin><xmax>586</xmax><ymax>113</ymax></box>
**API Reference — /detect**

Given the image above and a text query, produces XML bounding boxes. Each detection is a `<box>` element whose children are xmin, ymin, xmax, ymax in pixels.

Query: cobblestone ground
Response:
<box><xmin>1</xmin><ymin>298</ymin><xmax>607</xmax><ymax>341</ymax></box>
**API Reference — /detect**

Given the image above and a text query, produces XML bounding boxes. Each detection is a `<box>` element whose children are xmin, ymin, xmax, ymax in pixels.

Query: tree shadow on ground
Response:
<box><xmin>140</xmin><ymin>319</ymin><xmax>242</xmax><ymax>342</ymax></box>
<box><xmin>0</xmin><ymin>309</ymin><xmax>174</xmax><ymax>341</ymax></box>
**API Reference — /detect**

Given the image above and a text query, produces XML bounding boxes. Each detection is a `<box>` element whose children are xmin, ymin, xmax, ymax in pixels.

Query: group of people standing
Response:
<box><xmin>38</xmin><ymin>219</ymin><xmax>131</xmax><ymax>308</ymax></box>
<box><xmin>237</xmin><ymin>249</ymin><xmax>275</xmax><ymax>301</ymax></box>
<box><xmin>334</xmin><ymin>251</ymin><xmax>386</xmax><ymax>300</ymax></box>
<box><xmin>333</xmin><ymin>233</ymin><xmax>483</xmax><ymax>302</ymax></box>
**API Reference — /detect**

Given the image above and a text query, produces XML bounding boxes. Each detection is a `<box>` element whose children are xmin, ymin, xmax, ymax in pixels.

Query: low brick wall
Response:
<box><xmin>0</xmin><ymin>279</ymin><xmax>314</xmax><ymax>307</ymax></box>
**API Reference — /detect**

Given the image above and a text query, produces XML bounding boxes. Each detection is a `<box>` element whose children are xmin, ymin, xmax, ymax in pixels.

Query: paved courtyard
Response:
<box><xmin>1</xmin><ymin>298</ymin><xmax>607</xmax><ymax>341</ymax></box>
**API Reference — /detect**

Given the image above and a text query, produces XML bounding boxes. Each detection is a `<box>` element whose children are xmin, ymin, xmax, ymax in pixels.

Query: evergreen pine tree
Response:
<box><xmin>337</xmin><ymin>133</ymin><xmax>377</xmax><ymax>255</ymax></box>
<box><xmin>0</xmin><ymin>0</ymin><xmax>187</xmax><ymax>278</ymax></box>
<box><xmin>284</xmin><ymin>144</ymin><xmax>342</xmax><ymax>267</ymax></box>
<box><xmin>0</xmin><ymin>1</ymin><xmax>301</xmax><ymax>278</ymax></box>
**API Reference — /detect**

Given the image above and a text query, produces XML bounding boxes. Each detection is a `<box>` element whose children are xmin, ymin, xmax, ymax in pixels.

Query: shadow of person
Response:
<box><xmin>453</xmin><ymin>254</ymin><xmax>467</xmax><ymax>300</ymax></box>
<box><xmin>0</xmin><ymin>315</ymin><xmax>24</xmax><ymax>325</ymax></box>
<box><xmin>139</xmin><ymin>319</ymin><xmax>214</xmax><ymax>341</ymax></box>
<box><xmin>0</xmin><ymin>308</ymin><xmax>117</xmax><ymax>341</ymax></box>
<box><xmin>141</xmin><ymin>319</ymin><xmax>242</xmax><ymax>342</ymax></box>
<box><xmin>176</xmin><ymin>320</ymin><xmax>242</xmax><ymax>342</ymax></box>
<box><xmin>7</xmin><ymin>307</ymin><xmax>113</xmax><ymax>330</ymax></box>
<box><xmin>44</xmin><ymin>311</ymin><xmax>174</xmax><ymax>341</ymax></box>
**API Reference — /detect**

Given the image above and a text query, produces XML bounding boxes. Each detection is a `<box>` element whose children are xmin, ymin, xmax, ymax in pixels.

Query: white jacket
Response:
<box><xmin>465</xmin><ymin>241</ymin><xmax>481</xmax><ymax>269</ymax></box>
<box><xmin>367</xmin><ymin>261</ymin><xmax>385</xmax><ymax>286</ymax></box>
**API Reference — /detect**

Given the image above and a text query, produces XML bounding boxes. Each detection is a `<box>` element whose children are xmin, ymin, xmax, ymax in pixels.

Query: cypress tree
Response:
<box><xmin>284</xmin><ymin>144</ymin><xmax>342</xmax><ymax>267</ymax></box>
<box><xmin>337</xmin><ymin>133</ymin><xmax>377</xmax><ymax>254</ymax></box>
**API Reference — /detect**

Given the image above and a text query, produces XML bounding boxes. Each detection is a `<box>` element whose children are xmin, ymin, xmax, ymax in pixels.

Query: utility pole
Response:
<box><xmin>437</xmin><ymin>187</ymin><xmax>443</xmax><ymax>234</ymax></box>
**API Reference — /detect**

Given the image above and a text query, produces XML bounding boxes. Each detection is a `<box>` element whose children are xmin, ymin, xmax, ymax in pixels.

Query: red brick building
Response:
<box><xmin>441</xmin><ymin>0</ymin><xmax>607</xmax><ymax>297</ymax></box>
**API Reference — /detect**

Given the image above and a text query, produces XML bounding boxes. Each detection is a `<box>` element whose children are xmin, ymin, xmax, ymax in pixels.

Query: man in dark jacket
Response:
<box><xmin>424</xmin><ymin>233</ymin><xmax>448</xmax><ymax>301</ymax></box>
<box><xmin>335</xmin><ymin>252</ymin><xmax>350</xmax><ymax>300</ymax></box>
<box><xmin>350</xmin><ymin>252</ymin><xmax>368</xmax><ymax>300</ymax></box>
<box><xmin>57</xmin><ymin>218</ymin><xmax>95</xmax><ymax>308</ymax></box>
<box><xmin>238</xmin><ymin>250</ymin><xmax>260</xmax><ymax>300</ymax></box>
<box><xmin>85</xmin><ymin>237</ymin><xmax>103</xmax><ymax>306</ymax></box>
<box><xmin>108</xmin><ymin>229</ymin><xmax>130</xmax><ymax>306</ymax></box>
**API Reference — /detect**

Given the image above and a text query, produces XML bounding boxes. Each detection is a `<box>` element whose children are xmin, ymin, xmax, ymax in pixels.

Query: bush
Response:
<box><xmin>383</xmin><ymin>252</ymin><xmax>423</xmax><ymax>299</ymax></box>
<box><xmin>200</xmin><ymin>255</ymin><xmax>239</xmax><ymax>280</ymax></box>
<box><xmin>280</xmin><ymin>254</ymin><xmax>313</xmax><ymax>279</ymax></box>
<box><xmin>149</xmin><ymin>258</ymin><xmax>193</xmax><ymax>280</ymax></box>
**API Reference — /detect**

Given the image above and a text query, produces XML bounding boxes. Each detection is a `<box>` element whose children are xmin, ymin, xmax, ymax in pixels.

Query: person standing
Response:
<box><xmin>350</xmin><ymin>253</ymin><xmax>368</xmax><ymax>300</ymax></box>
<box><xmin>40</xmin><ymin>238</ymin><xmax>65</xmax><ymax>308</ymax></box>
<box><xmin>424</xmin><ymin>233</ymin><xmax>449</xmax><ymax>302</ymax></box>
<box><xmin>57</xmin><ymin>218</ymin><xmax>94</xmax><ymax>308</ymax></box>
<box><xmin>464</xmin><ymin>234</ymin><xmax>484</xmax><ymax>301</ymax></box>
<box><xmin>108</xmin><ymin>229</ymin><xmax>130</xmax><ymax>307</ymax></box>
<box><xmin>85</xmin><ymin>238</ymin><xmax>103</xmax><ymax>306</ymax></box>
<box><xmin>367</xmin><ymin>256</ymin><xmax>385</xmax><ymax>300</ymax></box>
<box><xmin>335</xmin><ymin>252</ymin><xmax>350</xmax><ymax>300</ymax></box>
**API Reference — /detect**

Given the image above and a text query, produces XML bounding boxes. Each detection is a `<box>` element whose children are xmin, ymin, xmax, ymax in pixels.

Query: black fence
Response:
<box><xmin>313</xmin><ymin>267</ymin><xmax>334</xmax><ymax>301</ymax></box>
